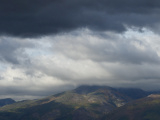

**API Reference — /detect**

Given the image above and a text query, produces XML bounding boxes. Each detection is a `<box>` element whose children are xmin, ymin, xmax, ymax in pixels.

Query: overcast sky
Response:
<box><xmin>0</xmin><ymin>0</ymin><xmax>160</xmax><ymax>100</ymax></box>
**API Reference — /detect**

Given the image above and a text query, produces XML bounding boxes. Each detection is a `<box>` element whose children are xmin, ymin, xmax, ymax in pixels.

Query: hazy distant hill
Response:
<box><xmin>0</xmin><ymin>98</ymin><xmax>15</xmax><ymax>107</ymax></box>
<box><xmin>105</xmin><ymin>94</ymin><xmax>160</xmax><ymax>120</ymax></box>
<box><xmin>0</xmin><ymin>85</ymin><xmax>158</xmax><ymax>120</ymax></box>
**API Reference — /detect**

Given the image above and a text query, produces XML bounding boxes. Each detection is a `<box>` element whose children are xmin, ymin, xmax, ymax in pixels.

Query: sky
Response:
<box><xmin>0</xmin><ymin>0</ymin><xmax>160</xmax><ymax>100</ymax></box>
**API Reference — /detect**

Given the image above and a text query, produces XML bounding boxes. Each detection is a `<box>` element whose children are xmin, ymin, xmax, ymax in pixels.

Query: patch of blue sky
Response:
<box><xmin>24</xmin><ymin>39</ymin><xmax>53</xmax><ymax>57</ymax></box>
<box><xmin>0</xmin><ymin>63</ymin><xmax>7</xmax><ymax>71</ymax></box>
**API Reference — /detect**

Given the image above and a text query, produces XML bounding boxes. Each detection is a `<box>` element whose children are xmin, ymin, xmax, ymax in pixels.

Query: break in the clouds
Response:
<box><xmin>0</xmin><ymin>0</ymin><xmax>160</xmax><ymax>36</ymax></box>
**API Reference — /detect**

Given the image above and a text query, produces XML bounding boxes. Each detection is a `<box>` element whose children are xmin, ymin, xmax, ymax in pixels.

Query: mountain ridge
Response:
<box><xmin>0</xmin><ymin>85</ymin><xmax>159</xmax><ymax>120</ymax></box>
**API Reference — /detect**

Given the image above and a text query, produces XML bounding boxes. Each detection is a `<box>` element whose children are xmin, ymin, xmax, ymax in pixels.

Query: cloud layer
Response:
<box><xmin>0</xmin><ymin>28</ymin><xmax>160</xmax><ymax>100</ymax></box>
<box><xmin>0</xmin><ymin>0</ymin><xmax>160</xmax><ymax>36</ymax></box>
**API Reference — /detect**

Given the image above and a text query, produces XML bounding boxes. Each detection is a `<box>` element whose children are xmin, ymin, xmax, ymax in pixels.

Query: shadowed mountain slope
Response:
<box><xmin>105</xmin><ymin>94</ymin><xmax>160</xmax><ymax>120</ymax></box>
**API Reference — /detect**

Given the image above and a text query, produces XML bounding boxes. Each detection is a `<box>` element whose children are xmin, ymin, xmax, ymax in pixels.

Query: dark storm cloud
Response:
<box><xmin>0</xmin><ymin>0</ymin><xmax>160</xmax><ymax>37</ymax></box>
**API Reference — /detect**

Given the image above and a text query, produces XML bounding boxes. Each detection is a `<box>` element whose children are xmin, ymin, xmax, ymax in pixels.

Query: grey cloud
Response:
<box><xmin>94</xmin><ymin>40</ymin><xmax>160</xmax><ymax>64</ymax></box>
<box><xmin>0</xmin><ymin>76</ymin><xmax>4</xmax><ymax>80</ymax></box>
<box><xmin>54</xmin><ymin>31</ymin><xmax>160</xmax><ymax>65</ymax></box>
<box><xmin>0</xmin><ymin>37</ymin><xmax>33</xmax><ymax>64</ymax></box>
<box><xmin>0</xmin><ymin>0</ymin><xmax>160</xmax><ymax>37</ymax></box>
<box><xmin>0</xmin><ymin>29</ymin><xmax>160</xmax><ymax>100</ymax></box>
<box><xmin>107</xmin><ymin>63</ymin><xmax>160</xmax><ymax>81</ymax></box>
<box><xmin>0</xmin><ymin>84</ymin><xmax>75</xmax><ymax>100</ymax></box>
<box><xmin>0</xmin><ymin>39</ymin><xmax>20</xmax><ymax>64</ymax></box>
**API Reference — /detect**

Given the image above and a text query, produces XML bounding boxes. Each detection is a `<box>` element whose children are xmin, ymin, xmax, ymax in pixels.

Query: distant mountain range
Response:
<box><xmin>0</xmin><ymin>85</ymin><xmax>159</xmax><ymax>120</ymax></box>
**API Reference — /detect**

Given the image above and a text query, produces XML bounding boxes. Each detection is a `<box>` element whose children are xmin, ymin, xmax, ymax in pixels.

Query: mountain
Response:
<box><xmin>105</xmin><ymin>94</ymin><xmax>160</xmax><ymax>120</ymax></box>
<box><xmin>0</xmin><ymin>85</ymin><xmax>158</xmax><ymax>120</ymax></box>
<box><xmin>0</xmin><ymin>85</ymin><xmax>133</xmax><ymax>120</ymax></box>
<box><xmin>0</xmin><ymin>98</ymin><xmax>15</xmax><ymax>107</ymax></box>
